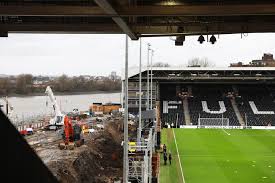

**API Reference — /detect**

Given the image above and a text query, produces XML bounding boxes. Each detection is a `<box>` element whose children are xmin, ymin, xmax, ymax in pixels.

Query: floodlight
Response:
<box><xmin>198</xmin><ymin>35</ymin><xmax>205</xmax><ymax>44</ymax></box>
<box><xmin>210</xmin><ymin>35</ymin><xmax>216</xmax><ymax>44</ymax></box>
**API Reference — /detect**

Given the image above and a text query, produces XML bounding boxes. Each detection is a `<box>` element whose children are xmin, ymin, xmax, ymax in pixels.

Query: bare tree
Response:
<box><xmin>187</xmin><ymin>58</ymin><xmax>200</xmax><ymax>67</ymax></box>
<box><xmin>15</xmin><ymin>74</ymin><xmax>34</xmax><ymax>94</ymax></box>
<box><xmin>188</xmin><ymin>57</ymin><xmax>214</xmax><ymax>67</ymax></box>
<box><xmin>153</xmin><ymin>62</ymin><xmax>170</xmax><ymax>67</ymax></box>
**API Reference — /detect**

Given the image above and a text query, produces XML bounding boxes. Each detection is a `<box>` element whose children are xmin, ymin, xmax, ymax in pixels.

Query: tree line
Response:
<box><xmin>0</xmin><ymin>74</ymin><xmax>121</xmax><ymax>96</ymax></box>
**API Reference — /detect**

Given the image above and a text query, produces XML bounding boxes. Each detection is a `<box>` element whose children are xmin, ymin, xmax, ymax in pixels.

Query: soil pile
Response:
<box><xmin>33</xmin><ymin>118</ymin><xmax>124</xmax><ymax>183</ymax></box>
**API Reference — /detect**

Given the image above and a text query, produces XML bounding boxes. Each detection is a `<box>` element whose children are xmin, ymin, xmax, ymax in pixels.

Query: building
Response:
<box><xmin>230</xmin><ymin>62</ymin><xmax>249</xmax><ymax>67</ymax></box>
<box><xmin>250</xmin><ymin>53</ymin><xmax>275</xmax><ymax>66</ymax></box>
<box><xmin>109</xmin><ymin>71</ymin><xmax>120</xmax><ymax>80</ymax></box>
<box><xmin>230</xmin><ymin>53</ymin><xmax>275</xmax><ymax>67</ymax></box>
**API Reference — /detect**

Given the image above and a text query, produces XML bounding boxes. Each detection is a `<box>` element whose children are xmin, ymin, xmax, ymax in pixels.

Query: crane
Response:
<box><xmin>45</xmin><ymin>86</ymin><xmax>65</xmax><ymax>127</ymax></box>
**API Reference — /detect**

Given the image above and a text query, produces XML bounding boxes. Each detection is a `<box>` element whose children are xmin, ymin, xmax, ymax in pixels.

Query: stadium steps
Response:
<box><xmin>183</xmin><ymin>98</ymin><xmax>191</xmax><ymax>125</ymax></box>
<box><xmin>231</xmin><ymin>97</ymin><xmax>245</xmax><ymax>126</ymax></box>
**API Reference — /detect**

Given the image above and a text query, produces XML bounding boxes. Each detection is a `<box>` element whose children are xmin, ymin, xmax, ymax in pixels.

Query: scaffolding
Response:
<box><xmin>124</xmin><ymin>37</ymin><xmax>159</xmax><ymax>183</ymax></box>
<box><xmin>128</xmin><ymin>128</ymin><xmax>155</xmax><ymax>183</ymax></box>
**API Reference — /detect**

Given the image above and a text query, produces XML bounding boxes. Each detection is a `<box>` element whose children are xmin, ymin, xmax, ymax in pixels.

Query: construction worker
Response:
<box><xmin>164</xmin><ymin>152</ymin><xmax>167</xmax><ymax>165</ymax></box>
<box><xmin>169</xmin><ymin>152</ymin><xmax>172</xmax><ymax>165</ymax></box>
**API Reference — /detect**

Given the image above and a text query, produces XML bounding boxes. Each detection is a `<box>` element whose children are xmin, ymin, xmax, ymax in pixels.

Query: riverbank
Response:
<box><xmin>1</xmin><ymin>90</ymin><xmax>121</xmax><ymax>98</ymax></box>
<box><xmin>1</xmin><ymin>92</ymin><xmax>120</xmax><ymax>121</ymax></box>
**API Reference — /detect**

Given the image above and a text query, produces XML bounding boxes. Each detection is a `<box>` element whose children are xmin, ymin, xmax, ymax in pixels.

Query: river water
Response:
<box><xmin>1</xmin><ymin>92</ymin><xmax>121</xmax><ymax>122</ymax></box>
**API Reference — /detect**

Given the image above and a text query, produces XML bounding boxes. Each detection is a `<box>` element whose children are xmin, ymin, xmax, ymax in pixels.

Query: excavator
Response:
<box><xmin>45</xmin><ymin>86</ymin><xmax>65</xmax><ymax>129</ymax></box>
<box><xmin>58</xmin><ymin>115</ymin><xmax>84</xmax><ymax>150</ymax></box>
<box><xmin>45</xmin><ymin>86</ymin><xmax>84</xmax><ymax>149</ymax></box>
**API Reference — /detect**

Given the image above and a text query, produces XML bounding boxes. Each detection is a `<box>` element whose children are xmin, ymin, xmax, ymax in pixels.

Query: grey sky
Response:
<box><xmin>0</xmin><ymin>33</ymin><xmax>274</xmax><ymax>76</ymax></box>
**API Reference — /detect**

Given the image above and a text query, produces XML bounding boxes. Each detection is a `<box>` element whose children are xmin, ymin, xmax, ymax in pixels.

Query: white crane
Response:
<box><xmin>45</xmin><ymin>86</ymin><xmax>65</xmax><ymax>126</ymax></box>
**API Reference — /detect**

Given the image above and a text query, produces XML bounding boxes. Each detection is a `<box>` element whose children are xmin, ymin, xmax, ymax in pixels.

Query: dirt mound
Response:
<box><xmin>39</xmin><ymin>118</ymin><xmax>124</xmax><ymax>183</ymax></box>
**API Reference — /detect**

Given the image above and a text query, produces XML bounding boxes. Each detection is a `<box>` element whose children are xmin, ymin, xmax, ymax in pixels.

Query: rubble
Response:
<box><xmin>26</xmin><ymin>117</ymin><xmax>125</xmax><ymax>183</ymax></box>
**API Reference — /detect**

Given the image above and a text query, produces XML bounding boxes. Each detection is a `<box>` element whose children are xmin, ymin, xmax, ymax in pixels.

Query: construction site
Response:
<box><xmin>26</xmin><ymin>117</ymin><xmax>125</xmax><ymax>183</ymax></box>
<box><xmin>2</xmin><ymin>1</ymin><xmax>275</xmax><ymax>183</ymax></box>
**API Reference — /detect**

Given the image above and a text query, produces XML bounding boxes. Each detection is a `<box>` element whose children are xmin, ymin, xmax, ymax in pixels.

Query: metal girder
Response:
<box><xmin>94</xmin><ymin>0</ymin><xmax>138</xmax><ymax>40</ymax></box>
<box><xmin>0</xmin><ymin>22</ymin><xmax>275</xmax><ymax>35</ymax></box>
<box><xmin>120</xmin><ymin>4</ymin><xmax>275</xmax><ymax>17</ymax></box>
<box><xmin>2</xmin><ymin>20</ymin><xmax>275</xmax><ymax>36</ymax></box>
<box><xmin>0</xmin><ymin>5</ymin><xmax>107</xmax><ymax>17</ymax></box>
<box><xmin>1</xmin><ymin>4</ymin><xmax>275</xmax><ymax>17</ymax></box>
<box><xmin>0</xmin><ymin>23</ymin><xmax>121</xmax><ymax>34</ymax></box>
<box><xmin>134</xmin><ymin>22</ymin><xmax>275</xmax><ymax>36</ymax></box>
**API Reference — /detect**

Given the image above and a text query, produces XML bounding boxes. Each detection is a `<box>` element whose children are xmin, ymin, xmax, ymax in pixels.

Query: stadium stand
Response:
<box><xmin>161</xmin><ymin>101</ymin><xmax>185</xmax><ymax>127</ymax></box>
<box><xmin>188</xmin><ymin>85</ymin><xmax>239</xmax><ymax>126</ymax></box>
<box><xmin>160</xmin><ymin>84</ymin><xmax>186</xmax><ymax>127</ymax></box>
<box><xmin>160</xmin><ymin>84</ymin><xmax>275</xmax><ymax>127</ymax></box>
<box><xmin>236</xmin><ymin>85</ymin><xmax>275</xmax><ymax>126</ymax></box>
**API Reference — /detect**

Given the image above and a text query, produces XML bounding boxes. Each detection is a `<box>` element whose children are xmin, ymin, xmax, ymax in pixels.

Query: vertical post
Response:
<box><xmin>121</xmin><ymin>81</ymin><xmax>124</xmax><ymax>109</ymax></box>
<box><xmin>222</xmin><ymin>113</ymin><xmax>223</xmax><ymax>127</ymax></box>
<box><xmin>138</xmin><ymin>38</ymin><xmax>142</xmax><ymax>145</ymax></box>
<box><xmin>5</xmin><ymin>96</ymin><xmax>9</xmax><ymax>115</ymax></box>
<box><xmin>244</xmin><ymin>113</ymin><xmax>247</xmax><ymax>128</ymax></box>
<box><xmin>198</xmin><ymin>113</ymin><xmax>200</xmax><ymax>127</ymax></box>
<box><xmin>150</xmin><ymin>50</ymin><xmax>154</xmax><ymax>110</ymax></box>
<box><xmin>156</xmin><ymin>101</ymin><xmax>161</xmax><ymax>150</ymax></box>
<box><xmin>123</xmin><ymin>35</ymin><xmax>129</xmax><ymax>183</ymax></box>
<box><xmin>147</xmin><ymin>43</ymin><xmax>151</xmax><ymax>110</ymax></box>
<box><xmin>148</xmin><ymin>128</ymin><xmax>153</xmax><ymax>183</ymax></box>
<box><xmin>144</xmin><ymin>149</ymin><xmax>149</xmax><ymax>183</ymax></box>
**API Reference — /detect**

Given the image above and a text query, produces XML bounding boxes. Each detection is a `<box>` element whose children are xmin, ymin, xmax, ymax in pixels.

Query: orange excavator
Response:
<box><xmin>58</xmin><ymin>116</ymin><xmax>84</xmax><ymax>150</ymax></box>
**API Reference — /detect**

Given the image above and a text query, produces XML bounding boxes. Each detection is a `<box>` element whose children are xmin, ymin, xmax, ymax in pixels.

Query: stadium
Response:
<box><xmin>127</xmin><ymin>66</ymin><xmax>275</xmax><ymax>183</ymax></box>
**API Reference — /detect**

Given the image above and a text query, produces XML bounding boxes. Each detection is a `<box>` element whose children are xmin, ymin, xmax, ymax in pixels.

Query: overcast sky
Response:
<box><xmin>0</xmin><ymin>33</ymin><xmax>274</xmax><ymax>76</ymax></box>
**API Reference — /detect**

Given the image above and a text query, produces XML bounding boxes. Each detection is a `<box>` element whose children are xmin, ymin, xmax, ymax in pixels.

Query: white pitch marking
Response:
<box><xmin>222</xmin><ymin>128</ymin><xmax>231</xmax><ymax>136</ymax></box>
<box><xmin>172</xmin><ymin>128</ymin><xmax>186</xmax><ymax>183</ymax></box>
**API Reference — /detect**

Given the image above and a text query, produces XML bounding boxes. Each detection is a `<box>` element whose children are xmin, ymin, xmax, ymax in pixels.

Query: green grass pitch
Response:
<box><xmin>160</xmin><ymin>128</ymin><xmax>275</xmax><ymax>183</ymax></box>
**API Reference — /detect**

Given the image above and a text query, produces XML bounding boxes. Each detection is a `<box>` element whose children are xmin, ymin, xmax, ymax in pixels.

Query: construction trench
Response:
<box><xmin>25</xmin><ymin>116</ymin><xmax>136</xmax><ymax>183</ymax></box>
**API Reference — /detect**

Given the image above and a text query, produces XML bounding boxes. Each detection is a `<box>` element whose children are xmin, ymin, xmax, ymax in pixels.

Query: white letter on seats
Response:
<box><xmin>249</xmin><ymin>101</ymin><xmax>274</xmax><ymax>115</ymax></box>
<box><xmin>202</xmin><ymin>101</ymin><xmax>226</xmax><ymax>114</ymax></box>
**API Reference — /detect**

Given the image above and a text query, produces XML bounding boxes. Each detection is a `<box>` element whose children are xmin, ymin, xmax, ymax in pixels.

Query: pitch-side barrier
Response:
<box><xmin>176</xmin><ymin>125</ymin><xmax>275</xmax><ymax>130</ymax></box>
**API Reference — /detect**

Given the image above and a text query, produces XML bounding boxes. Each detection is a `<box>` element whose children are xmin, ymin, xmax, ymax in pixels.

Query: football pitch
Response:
<box><xmin>160</xmin><ymin>128</ymin><xmax>275</xmax><ymax>183</ymax></box>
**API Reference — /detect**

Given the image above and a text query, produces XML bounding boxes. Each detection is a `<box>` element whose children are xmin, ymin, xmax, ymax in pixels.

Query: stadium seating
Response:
<box><xmin>188</xmin><ymin>85</ymin><xmax>239</xmax><ymax>126</ymax></box>
<box><xmin>160</xmin><ymin>84</ymin><xmax>275</xmax><ymax>127</ymax></box>
<box><xmin>236</xmin><ymin>85</ymin><xmax>275</xmax><ymax>126</ymax></box>
<box><xmin>161</xmin><ymin>101</ymin><xmax>185</xmax><ymax>127</ymax></box>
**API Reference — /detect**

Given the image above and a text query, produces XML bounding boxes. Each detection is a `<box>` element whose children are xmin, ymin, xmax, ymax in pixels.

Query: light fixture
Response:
<box><xmin>198</xmin><ymin>35</ymin><xmax>205</xmax><ymax>44</ymax></box>
<box><xmin>175</xmin><ymin>35</ymin><xmax>185</xmax><ymax>46</ymax></box>
<box><xmin>210</xmin><ymin>35</ymin><xmax>216</xmax><ymax>44</ymax></box>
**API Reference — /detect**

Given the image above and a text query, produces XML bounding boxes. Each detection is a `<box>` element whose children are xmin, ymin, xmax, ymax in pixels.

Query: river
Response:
<box><xmin>1</xmin><ymin>92</ymin><xmax>121</xmax><ymax>122</ymax></box>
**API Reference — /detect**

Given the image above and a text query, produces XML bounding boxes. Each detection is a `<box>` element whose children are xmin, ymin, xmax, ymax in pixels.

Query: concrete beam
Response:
<box><xmin>94</xmin><ymin>0</ymin><xmax>138</xmax><ymax>40</ymax></box>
